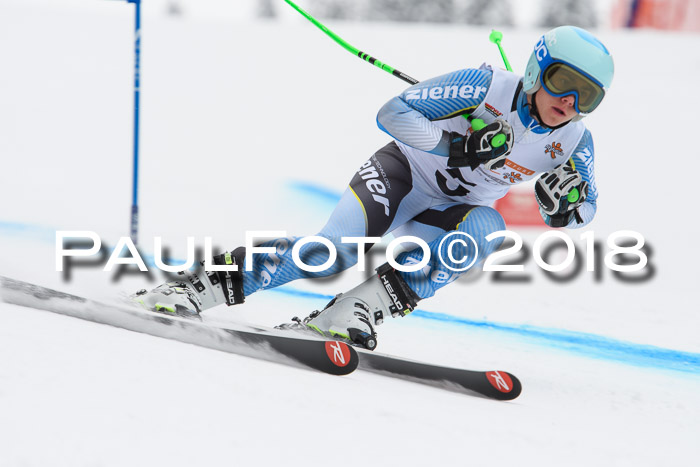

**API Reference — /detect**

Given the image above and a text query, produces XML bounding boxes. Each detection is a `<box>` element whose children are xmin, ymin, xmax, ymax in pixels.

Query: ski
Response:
<box><xmin>357</xmin><ymin>350</ymin><xmax>522</xmax><ymax>401</ymax></box>
<box><xmin>0</xmin><ymin>276</ymin><xmax>358</xmax><ymax>376</ymax></box>
<box><xmin>0</xmin><ymin>276</ymin><xmax>522</xmax><ymax>399</ymax></box>
<box><xmin>277</xmin><ymin>323</ymin><xmax>522</xmax><ymax>400</ymax></box>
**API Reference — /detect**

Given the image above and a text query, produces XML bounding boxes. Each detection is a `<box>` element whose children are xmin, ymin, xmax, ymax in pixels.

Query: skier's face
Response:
<box><xmin>534</xmin><ymin>88</ymin><xmax>578</xmax><ymax>127</ymax></box>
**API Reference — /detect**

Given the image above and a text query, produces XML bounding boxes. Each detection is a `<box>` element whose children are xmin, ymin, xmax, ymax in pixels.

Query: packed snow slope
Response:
<box><xmin>1</xmin><ymin>1</ymin><xmax>699</xmax><ymax>466</ymax></box>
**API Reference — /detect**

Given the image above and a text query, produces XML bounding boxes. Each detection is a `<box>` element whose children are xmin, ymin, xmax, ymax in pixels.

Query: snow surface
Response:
<box><xmin>1</xmin><ymin>1</ymin><xmax>700</xmax><ymax>466</ymax></box>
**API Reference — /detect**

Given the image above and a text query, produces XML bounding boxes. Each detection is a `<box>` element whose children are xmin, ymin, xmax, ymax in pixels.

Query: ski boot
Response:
<box><xmin>131</xmin><ymin>248</ymin><xmax>246</xmax><ymax>319</ymax></box>
<box><xmin>283</xmin><ymin>263</ymin><xmax>420</xmax><ymax>350</ymax></box>
<box><xmin>132</xmin><ymin>281</ymin><xmax>205</xmax><ymax>320</ymax></box>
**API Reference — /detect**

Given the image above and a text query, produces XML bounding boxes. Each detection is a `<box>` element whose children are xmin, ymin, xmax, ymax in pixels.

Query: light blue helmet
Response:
<box><xmin>523</xmin><ymin>26</ymin><xmax>614</xmax><ymax>118</ymax></box>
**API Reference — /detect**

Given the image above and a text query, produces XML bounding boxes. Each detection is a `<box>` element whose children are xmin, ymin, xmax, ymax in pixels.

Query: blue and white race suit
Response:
<box><xmin>242</xmin><ymin>64</ymin><xmax>599</xmax><ymax>300</ymax></box>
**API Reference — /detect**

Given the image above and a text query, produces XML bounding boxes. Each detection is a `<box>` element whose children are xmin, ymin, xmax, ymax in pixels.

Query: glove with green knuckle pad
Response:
<box><xmin>448</xmin><ymin>118</ymin><xmax>514</xmax><ymax>170</ymax></box>
<box><xmin>534</xmin><ymin>164</ymin><xmax>589</xmax><ymax>228</ymax></box>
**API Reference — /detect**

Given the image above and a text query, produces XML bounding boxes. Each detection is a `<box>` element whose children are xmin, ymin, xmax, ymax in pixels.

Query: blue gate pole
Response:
<box><xmin>127</xmin><ymin>0</ymin><xmax>141</xmax><ymax>245</ymax></box>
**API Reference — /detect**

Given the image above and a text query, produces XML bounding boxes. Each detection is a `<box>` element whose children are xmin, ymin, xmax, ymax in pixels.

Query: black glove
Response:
<box><xmin>535</xmin><ymin>164</ymin><xmax>589</xmax><ymax>228</ymax></box>
<box><xmin>447</xmin><ymin>119</ymin><xmax>513</xmax><ymax>170</ymax></box>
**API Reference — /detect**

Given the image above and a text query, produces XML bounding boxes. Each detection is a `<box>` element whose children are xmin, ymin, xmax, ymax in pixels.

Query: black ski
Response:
<box><xmin>0</xmin><ymin>276</ymin><xmax>522</xmax><ymax>398</ymax></box>
<box><xmin>0</xmin><ymin>276</ymin><xmax>358</xmax><ymax>376</ymax></box>
<box><xmin>357</xmin><ymin>351</ymin><xmax>522</xmax><ymax>401</ymax></box>
<box><xmin>277</xmin><ymin>322</ymin><xmax>522</xmax><ymax>400</ymax></box>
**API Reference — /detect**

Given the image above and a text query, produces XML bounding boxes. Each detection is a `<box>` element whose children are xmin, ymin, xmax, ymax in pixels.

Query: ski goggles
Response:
<box><xmin>540</xmin><ymin>62</ymin><xmax>606</xmax><ymax>114</ymax></box>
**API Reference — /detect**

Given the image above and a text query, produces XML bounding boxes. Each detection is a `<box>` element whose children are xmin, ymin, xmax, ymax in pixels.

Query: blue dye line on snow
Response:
<box><xmin>287</xmin><ymin>180</ymin><xmax>342</xmax><ymax>204</ymax></box>
<box><xmin>268</xmin><ymin>286</ymin><xmax>700</xmax><ymax>375</ymax></box>
<box><xmin>0</xmin><ymin>180</ymin><xmax>337</xmax><ymax>243</ymax></box>
<box><xmin>0</xmin><ymin>221</ymin><xmax>56</xmax><ymax>242</ymax></box>
<box><xmin>0</xmin><ymin>220</ymin><xmax>183</xmax><ymax>269</ymax></box>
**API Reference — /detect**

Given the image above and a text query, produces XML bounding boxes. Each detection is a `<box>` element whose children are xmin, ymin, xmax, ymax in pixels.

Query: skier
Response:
<box><xmin>133</xmin><ymin>25</ymin><xmax>614</xmax><ymax>350</ymax></box>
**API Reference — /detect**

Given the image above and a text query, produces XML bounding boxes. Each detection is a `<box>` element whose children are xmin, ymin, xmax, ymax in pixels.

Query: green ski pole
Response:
<box><xmin>284</xmin><ymin>0</ymin><xmax>510</xmax><ymax>147</ymax></box>
<box><xmin>284</xmin><ymin>0</ymin><xmax>419</xmax><ymax>85</ymax></box>
<box><xmin>489</xmin><ymin>30</ymin><xmax>512</xmax><ymax>72</ymax></box>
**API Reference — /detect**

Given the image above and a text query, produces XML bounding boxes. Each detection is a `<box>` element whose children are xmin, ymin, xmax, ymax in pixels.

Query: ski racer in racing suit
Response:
<box><xmin>133</xmin><ymin>25</ymin><xmax>613</xmax><ymax>351</ymax></box>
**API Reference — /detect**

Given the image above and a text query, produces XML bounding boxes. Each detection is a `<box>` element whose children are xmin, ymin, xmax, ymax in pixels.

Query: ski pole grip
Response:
<box><xmin>567</xmin><ymin>187</ymin><xmax>580</xmax><ymax>203</ymax></box>
<box><xmin>471</xmin><ymin>118</ymin><xmax>506</xmax><ymax>148</ymax></box>
<box><xmin>471</xmin><ymin>118</ymin><xmax>486</xmax><ymax>132</ymax></box>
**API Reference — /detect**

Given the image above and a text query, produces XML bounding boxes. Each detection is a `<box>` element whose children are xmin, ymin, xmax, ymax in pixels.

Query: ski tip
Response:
<box><xmin>484</xmin><ymin>370</ymin><xmax>522</xmax><ymax>401</ymax></box>
<box><xmin>322</xmin><ymin>341</ymin><xmax>359</xmax><ymax>376</ymax></box>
